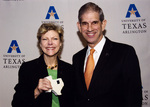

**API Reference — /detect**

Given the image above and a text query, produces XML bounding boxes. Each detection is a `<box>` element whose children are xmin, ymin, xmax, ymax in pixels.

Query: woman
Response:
<box><xmin>12</xmin><ymin>23</ymin><xmax>74</xmax><ymax>107</ymax></box>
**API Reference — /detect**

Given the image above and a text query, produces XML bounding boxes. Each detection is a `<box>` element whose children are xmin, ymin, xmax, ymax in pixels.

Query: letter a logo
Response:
<box><xmin>126</xmin><ymin>4</ymin><xmax>141</xmax><ymax>18</ymax></box>
<box><xmin>45</xmin><ymin>6</ymin><xmax>59</xmax><ymax>19</ymax></box>
<box><xmin>7</xmin><ymin>40</ymin><xmax>21</xmax><ymax>53</ymax></box>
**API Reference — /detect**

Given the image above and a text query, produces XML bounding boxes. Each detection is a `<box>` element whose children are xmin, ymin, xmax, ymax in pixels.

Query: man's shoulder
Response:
<box><xmin>106</xmin><ymin>37</ymin><xmax>135</xmax><ymax>51</ymax></box>
<box><xmin>112</xmin><ymin>41</ymin><xmax>135</xmax><ymax>52</ymax></box>
<box><xmin>59</xmin><ymin>59</ymin><xmax>72</xmax><ymax>67</ymax></box>
<box><xmin>73</xmin><ymin>47</ymin><xmax>87</xmax><ymax>58</ymax></box>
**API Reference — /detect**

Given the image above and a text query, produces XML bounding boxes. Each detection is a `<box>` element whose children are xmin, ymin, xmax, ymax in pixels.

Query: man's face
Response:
<box><xmin>77</xmin><ymin>11</ymin><xmax>106</xmax><ymax>48</ymax></box>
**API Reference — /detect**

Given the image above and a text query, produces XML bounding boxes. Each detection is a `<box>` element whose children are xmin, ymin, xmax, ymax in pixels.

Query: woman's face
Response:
<box><xmin>40</xmin><ymin>30</ymin><xmax>62</xmax><ymax>57</ymax></box>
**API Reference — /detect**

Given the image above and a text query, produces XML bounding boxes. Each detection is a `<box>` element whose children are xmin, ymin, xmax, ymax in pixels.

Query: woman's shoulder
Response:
<box><xmin>22</xmin><ymin>57</ymin><xmax>39</xmax><ymax>66</ymax></box>
<box><xmin>18</xmin><ymin>55</ymin><xmax>45</xmax><ymax>76</ymax></box>
<box><xmin>20</xmin><ymin>55</ymin><xmax>45</xmax><ymax>70</ymax></box>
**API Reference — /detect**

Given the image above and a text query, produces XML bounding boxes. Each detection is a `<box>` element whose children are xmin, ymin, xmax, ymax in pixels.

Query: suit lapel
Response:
<box><xmin>80</xmin><ymin>47</ymin><xmax>88</xmax><ymax>91</ymax></box>
<box><xmin>57</xmin><ymin>58</ymin><xmax>63</xmax><ymax>78</ymax></box>
<box><xmin>37</xmin><ymin>55</ymin><xmax>48</xmax><ymax>77</ymax></box>
<box><xmin>32</xmin><ymin>55</ymin><xmax>48</xmax><ymax>89</ymax></box>
<box><xmin>76</xmin><ymin>47</ymin><xmax>88</xmax><ymax>92</ymax></box>
<box><xmin>89</xmin><ymin>38</ymin><xmax>113</xmax><ymax>91</ymax></box>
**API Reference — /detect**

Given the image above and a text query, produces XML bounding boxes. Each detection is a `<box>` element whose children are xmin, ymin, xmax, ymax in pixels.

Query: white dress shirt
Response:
<box><xmin>84</xmin><ymin>36</ymin><xmax>106</xmax><ymax>72</ymax></box>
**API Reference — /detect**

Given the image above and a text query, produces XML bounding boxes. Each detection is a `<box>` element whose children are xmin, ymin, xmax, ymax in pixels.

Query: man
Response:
<box><xmin>72</xmin><ymin>2</ymin><xmax>142</xmax><ymax>107</ymax></box>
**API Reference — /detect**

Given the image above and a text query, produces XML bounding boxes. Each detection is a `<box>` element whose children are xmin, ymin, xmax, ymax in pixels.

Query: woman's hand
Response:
<box><xmin>34</xmin><ymin>78</ymin><xmax>52</xmax><ymax>99</ymax></box>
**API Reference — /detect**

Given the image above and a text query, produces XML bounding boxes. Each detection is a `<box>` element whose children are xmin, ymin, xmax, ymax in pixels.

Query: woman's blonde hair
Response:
<box><xmin>37</xmin><ymin>23</ymin><xmax>64</xmax><ymax>55</ymax></box>
<box><xmin>37</xmin><ymin>23</ymin><xmax>64</xmax><ymax>45</ymax></box>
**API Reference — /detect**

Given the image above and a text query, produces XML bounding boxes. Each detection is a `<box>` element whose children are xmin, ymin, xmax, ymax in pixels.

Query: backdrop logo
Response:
<box><xmin>7</xmin><ymin>40</ymin><xmax>21</xmax><ymax>53</ymax></box>
<box><xmin>142</xmin><ymin>87</ymin><xmax>149</xmax><ymax>105</ymax></box>
<box><xmin>126</xmin><ymin>4</ymin><xmax>141</xmax><ymax>18</ymax></box>
<box><xmin>45</xmin><ymin>6</ymin><xmax>59</xmax><ymax>20</ymax></box>
<box><xmin>121</xmin><ymin>4</ymin><xmax>147</xmax><ymax>34</ymax></box>
<box><xmin>2</xmin><ymin>40</ymin><xmax>26</xmax><ymax>69</ymax></box>
<box><xmin>42</xmin><ymin>6</ymin><xmax>64</xmax><ymax>30</ymax></box>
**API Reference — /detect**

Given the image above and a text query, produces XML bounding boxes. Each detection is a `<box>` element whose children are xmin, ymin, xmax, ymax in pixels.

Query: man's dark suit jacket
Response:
<box><xmin>12</xmin><ymin>54</ymin><xmax>74</xmax><ymax>107</ymax></box>
<box><xmin>73</xmin><ymin>37</ymin><xmax>142</xmax><ymax>107</ymax></box>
